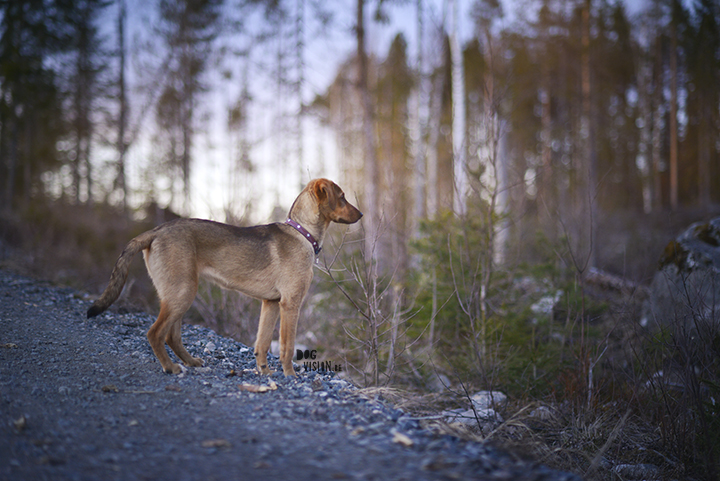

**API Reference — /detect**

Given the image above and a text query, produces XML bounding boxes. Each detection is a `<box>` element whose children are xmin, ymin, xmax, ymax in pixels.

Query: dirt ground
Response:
<box><xmin>0</xmin><ymin>269</ymin><xmax>580</xmax><ymax>481</ymax></box>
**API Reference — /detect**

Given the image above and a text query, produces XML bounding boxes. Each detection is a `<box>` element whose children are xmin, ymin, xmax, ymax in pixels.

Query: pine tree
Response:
<box><xmin>0</xmin><ymin>0</ymin><xmax>68</xmax><ymax>209</ymax></box>
<box><xmin>155</xmin><ymin>0</ymin><xmax>222</xmax><ymax>213</ymax></box>
<box><xmin>65</xmin><ymin>0</ymin><xmax>111</xmax><ymax>206</ymax></box>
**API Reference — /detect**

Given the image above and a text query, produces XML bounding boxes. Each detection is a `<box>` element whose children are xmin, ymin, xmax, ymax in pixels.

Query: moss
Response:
<box><xmin>693</xmin><ymin>222</ymin><xmax>720</xmax><ymax>247</ymax></box>
<box><xmin>659</xmin><ymin>240</ymin><xmax>688</xmax><ymax>270</ymax></box>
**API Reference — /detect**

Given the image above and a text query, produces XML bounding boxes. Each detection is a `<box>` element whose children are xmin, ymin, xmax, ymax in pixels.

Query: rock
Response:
<box><xmin>391</xmin><ymin>430</ymin><xmax>413</xmax><ymax>447</ymax></box>
<box><xmin>396</xmin><ymin>416</ymin><xmax>419</xmax><ymax>431</ymax></box>
<box><xmin>443</xmin><ymin>407</ymin><xmax>504</xmax><ymax>435</ymax></box>
<box><xmin>427</xmin><ymin>372</ymin><xmax>451</xmax><ymax>392</ymax></box>
<box><xmin>470</xmin><ymin>391</ymin><xmax>507</xmax><ymax>411</ymax></box>
<box><xmin>443</xmin><ymin>408</ymin><xmax>503</xmax><ymax>425</ymax></box>
<box><xmin>644</xmin><ymin>218</ymin><xmax>720</xmax><ymax>331</ymax></box>
<box><xmin>611</xmin><ymin>463</ymin><xmax>660</xmax><ymax>480</ymax></box>
<box><xmin>529</xmin><ymin>406</ymin><xmax>554</xmax><ymax>421</ymax></box>
<box><xmin>530</xmin><ymin>291</ymin><xmax>563</xmax><ymax>318</ymax></box>
<box><xmin>13</xmin><ymin>415</ymin><xmax>27</xmax><ymax>432</ymax></box>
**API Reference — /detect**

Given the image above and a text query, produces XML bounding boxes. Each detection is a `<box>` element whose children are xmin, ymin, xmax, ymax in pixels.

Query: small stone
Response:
<box><xmin>530</xmin><ymin>406</ymin><xmax>554</xmax><ymax>421</ymax></box>
<box><xmin>611</xmin><ymin>464</ymin><xmax>660</xmax><ymax>480</ymax></box>
<box><xmin>470</xmin><ymin>391</ymin><xmax>507</xmax><ymax>411</ymax></box>
<box><xmin>13</xmin><ymin>415</ymin><xmax>27</xmax><ymax>432</ymax></box>
<box><xmin>396</xmin><ymin>416</ymin><xmax>419</xmax><ymax>431</ymax></box>
<box><xmin>201</xmin><ymin>439</ymin><xmax>232</xmax><ymax>449</ymax></box>
<box><xmin>391</xmin><ymin>430</ymin><xmax>414</xmax><ymax>447</ymax></box>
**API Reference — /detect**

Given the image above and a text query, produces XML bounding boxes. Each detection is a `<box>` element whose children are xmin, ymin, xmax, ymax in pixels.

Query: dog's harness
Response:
<box><xmin>285</xmin><ymin>219</ymin><xmax>321</xmax><ymax>256</ymax></box>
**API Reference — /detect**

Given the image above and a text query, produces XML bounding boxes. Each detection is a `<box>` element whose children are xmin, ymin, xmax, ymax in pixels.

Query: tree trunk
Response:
<box><xmin>411</xmin><ymin>0</ymin><xmax>426</xmax><ymax>234</ymax></box>
<box><xmin>23</xmin><ymin>116</ymin><xmax>32</xmax><ymax>208</ymax></box>
<box><xmin>449</xmin><ymin>0</ymin><xmax>467</xmax><ymax>215</ymax></box>
<box><xmin>357</xmin><ymin>0</ymin><xmax>379</xmax><ymax>256</ymax></box>
<box><xmin>651</xmin><ymin>35</ymin><xmax>663</xmax><ymax>210</ymax></box>
<box><xmin>425</xmin><ymin>45</ymin><xmax>445</xmax><ymax>220</ymax></box>
<box><xmin>669</xmin><ymin>19</ymin><xmax>679</xmax><ymax>210</ymax></box>
<box><xmin>4</xmin><ymin>117</ymin><xmax>18</xmax><ymax>211</ymax></box>
<box><xmin>117</xmin><ymin>0</ymin><xmax>128</xmax><ymax>214</ymax></box>
<box><xmin>698</xmin><ymin>102</ymin><xmax>711</xmax><ymax>209</ymax></box>
<box><xmin>85</xmin><ymin>123</ymin><xmax>94</xmax><ymax>207</ymax></box>
<box><xmin>295</xmin><ymin>0</ymin><xmax>305</xmax><ymax>190</ymax></box>
<box><xmin>580</xmin><ymin>0</ymin><xmax>596</xmax><ymax>270</ymax></box>
<box><xmin>637</xmin><ymin>42</ymin><xmax>653</xmax><ymax>213</ymax></box>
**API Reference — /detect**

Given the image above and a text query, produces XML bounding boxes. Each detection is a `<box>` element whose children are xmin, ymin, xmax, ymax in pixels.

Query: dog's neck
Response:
<box><xmin>286</xmin><ymin>219</ymin><xmax>321</xmax><ymax>255</ymax></box>
<box><xmin>286</xmin><ymin>192</ymin><xmax>329</xmax><ymax>253</ymax></box>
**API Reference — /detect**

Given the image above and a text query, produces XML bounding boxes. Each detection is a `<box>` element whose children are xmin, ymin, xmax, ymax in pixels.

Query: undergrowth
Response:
<box><xmin>304</xmin><ymin>208</ymin><xmax>720</xmax><ymax>480</ymax></box>
<box><xmin>2</xmin><ymin>198</ymin><xmax>719</xmax><ymax>480</ymax></box>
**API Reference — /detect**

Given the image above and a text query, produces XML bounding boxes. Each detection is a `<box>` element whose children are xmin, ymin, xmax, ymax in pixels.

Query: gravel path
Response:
<box><xmin>1</xmin><ymin>269</ymin><xmax>580</xmax><ymax>481</ymax></box>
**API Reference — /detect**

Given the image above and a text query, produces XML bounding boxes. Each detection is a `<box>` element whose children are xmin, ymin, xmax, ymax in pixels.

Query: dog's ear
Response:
<box><xmin>312</xmin><ymin>179</ymin><xmax>335</xmax><ymax>204</ymax></box>
<box><xmin>312</xmin><ymin>179</ymin><xmax>331</xmax><ymax>203</ymax></box>
<box><xmin>312</xmin><ymin>179</ymin><xmax>339</xmax><ymax>212</ymax></box>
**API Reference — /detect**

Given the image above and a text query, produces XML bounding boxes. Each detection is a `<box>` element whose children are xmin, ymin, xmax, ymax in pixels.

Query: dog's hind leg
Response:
<box><xmin>147</xmin><ymin>301</ymin><xmax>181</xmax><ymax>374</ymax></box>
<box><xmin>166</xmin><ymin>315</ymin><xmax>203</xmax><ymax>368</ymax></box>
<box><xmin>254</xmin><ymin>299</ymin><xmax>280</xmax><ymax>375</ymax></box>
<box><xmin>147</xmin><ymin>285</ymin><xmax>197</xmax><ymax>374</ymax></box>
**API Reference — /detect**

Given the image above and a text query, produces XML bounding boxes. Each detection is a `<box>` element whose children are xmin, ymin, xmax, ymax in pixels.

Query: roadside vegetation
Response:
<box><xmin>2</xmin><ymin>198</ymin><xmax>719</xmax><ymax>481</ymax></box>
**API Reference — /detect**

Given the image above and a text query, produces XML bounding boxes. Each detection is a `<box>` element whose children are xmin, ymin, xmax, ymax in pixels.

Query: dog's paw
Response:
<box><xmin>185</xmin><ymin>357</ymin><xmax>204</xmax><ymax>367</ymax></box>
<box><xmin>257</xmin><ymin>365</ymin><xmax>274</xmax><ymax>375</ymax></box>
<box><xmin>163</xmin><ymin>363</ymin><xmax>183</xmax><ymax>374</ymax></box>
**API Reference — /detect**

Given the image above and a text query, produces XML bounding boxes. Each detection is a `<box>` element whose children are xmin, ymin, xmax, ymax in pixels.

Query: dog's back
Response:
<box><xmin>147</xmin><ymin>219</ymin><xmax>313</xmax><ymax>301</ymax></box>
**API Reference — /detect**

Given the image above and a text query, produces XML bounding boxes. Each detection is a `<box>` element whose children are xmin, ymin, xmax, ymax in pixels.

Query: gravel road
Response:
<box><xmin>1</xmin><ymin>269</ymin><xmax>580</xmax><ymax>481</ymax></box>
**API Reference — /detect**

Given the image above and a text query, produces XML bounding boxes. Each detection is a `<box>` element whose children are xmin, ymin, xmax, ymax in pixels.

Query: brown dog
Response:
<box><xmin>87</xmin><ymin>179</ymin><xmax>362</xmax><ymax>375</ymax></box>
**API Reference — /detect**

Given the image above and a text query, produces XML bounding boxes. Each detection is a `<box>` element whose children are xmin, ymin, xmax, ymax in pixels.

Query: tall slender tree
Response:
<box><xmin>0</xmin><ymin>0</ymin><xmax>68</xmax><ymax>210</ymax></box>
<box><xmin>410</xmin><ymin>0</ymin><xmax>428</xmax><ymax>231</ymax></box>
<box><xmin>449</xmin><ymin>0</ymin><xmax>467</xmax><ymax>215</ymax></box>
<box><xmin>155</xmin><ymin>0</ymin><xmax>222</xmax><ymax>212</ymax></box>
<box><xmin>669</xmin><ymin>0</ymin><xmax>682</xmax><ymax>210</ymax></box>
<box><xmin>377</xmin><ymin>33</ymin><xmax>413</xmax><ymax>274</ymax></box>
<box><xmin>687</xmin><ymin>0</ymin><xmax>718</xmax><ymax>209</ymax></box>
<box><xmin>357</xmin><ymin>0</ymin><xmax>380</xmax><ymax>257</ymax></box>
<box><xmin>579</xmin><ymin>0</ymin><xmax>597</xmax><ymax>269</ymax></box>
<box><xmin>66</xmin><ymin>0</ymin><xmax>110</xmax><ymax>206</ymax></box>
<box><xmin>116</xmin><ymin>0</ymin><xmax>128</xmax><ymax>213</ymax></box>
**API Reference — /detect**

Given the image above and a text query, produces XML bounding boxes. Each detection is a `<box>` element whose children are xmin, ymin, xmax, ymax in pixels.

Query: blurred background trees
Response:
<box><xmin>2</xmin><ymin>0</ymin><xmax>720</xmax><ymax>389</ymax></box>
<box><xmin>1</xmin><ymin>1</ymin><xmax>719</xmax><ymax>477</ymax></box>
<box><xmin>2</xmin><ymin>0</ymin><xmax>717</xmax><ymax>236</ymax></box>
<box><xmin>1</xmin><ymin>0</ymin><xmax>718</xmax><ymax>359</ymax></box>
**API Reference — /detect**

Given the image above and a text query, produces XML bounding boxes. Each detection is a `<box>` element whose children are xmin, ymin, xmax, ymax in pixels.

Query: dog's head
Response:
<box><xmin>309</xmin><ymin>179</ymin><xmax>363</xmax><ymax>225</ymax></box>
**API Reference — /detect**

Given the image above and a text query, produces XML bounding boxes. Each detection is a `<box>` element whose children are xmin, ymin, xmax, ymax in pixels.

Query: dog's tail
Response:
<box><xmin>86</xmin><ymin>230</ymin><xmax>156</xmax><ymax>318</ymax></box>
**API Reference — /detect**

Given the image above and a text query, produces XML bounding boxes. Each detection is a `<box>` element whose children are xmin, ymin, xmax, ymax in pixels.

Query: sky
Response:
<box><xmin>105</xmin><ymin>0</ymin><xmax>652</xmax><ymax>223</ymax></box>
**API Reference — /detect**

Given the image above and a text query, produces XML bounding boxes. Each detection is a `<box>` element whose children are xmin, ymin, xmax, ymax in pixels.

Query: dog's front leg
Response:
<box><xmin>278</xmin><ymin>299</ymin><xmax>301</xmax><ymax>377</ymax></box>
<box><xmin>254</xmin><ymin>300</ymin><xmax>280</xmax><ymax>375</ymax></box>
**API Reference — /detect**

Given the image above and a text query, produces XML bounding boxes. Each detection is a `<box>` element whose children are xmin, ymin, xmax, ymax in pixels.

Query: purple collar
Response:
<box><xmin>285</xmin><ymin>218</ymin><xmax>321</xmax><ymax>255</ymax></box>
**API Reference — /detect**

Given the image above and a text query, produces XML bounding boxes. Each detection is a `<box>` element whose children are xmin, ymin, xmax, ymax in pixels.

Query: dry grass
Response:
<box><xmin>333</xmin><ymin>281</ymin><xmax>716</xmax><ymax>481</ymax></box>
<box><xmin>3</xmin><ymin>200</ymin><xmax>718</xmax><ymax>481</ymax></box>
<box><xmin>1</xmin><ymin>201</ymin><xmax>156</xmax><ymax>309</ymax></box>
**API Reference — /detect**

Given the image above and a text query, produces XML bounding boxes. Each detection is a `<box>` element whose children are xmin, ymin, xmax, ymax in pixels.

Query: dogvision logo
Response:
<box><xmin>296</xmin><ymin>349</ymin><xmax>342</xmax><ymax>372</ymax></box>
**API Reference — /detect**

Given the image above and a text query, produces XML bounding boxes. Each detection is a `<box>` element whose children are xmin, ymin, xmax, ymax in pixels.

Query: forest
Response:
<box><xmin>1</xmin><ymin>0</ymin><xmax>719</xmax><ymax>479</ymax></box>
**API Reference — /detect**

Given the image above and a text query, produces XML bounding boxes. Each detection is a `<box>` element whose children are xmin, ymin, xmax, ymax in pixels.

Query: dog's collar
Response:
<box><xmin>285</xmin><ymin>218</ymin><xmax>321</xmax><ymax>255</ymax></box>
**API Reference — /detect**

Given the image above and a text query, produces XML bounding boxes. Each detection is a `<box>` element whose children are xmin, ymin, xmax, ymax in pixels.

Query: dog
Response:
<box><xmin>87</xmin><ymin>179</ymin><xmax>362</xmax><ymax>376</ymax></box>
